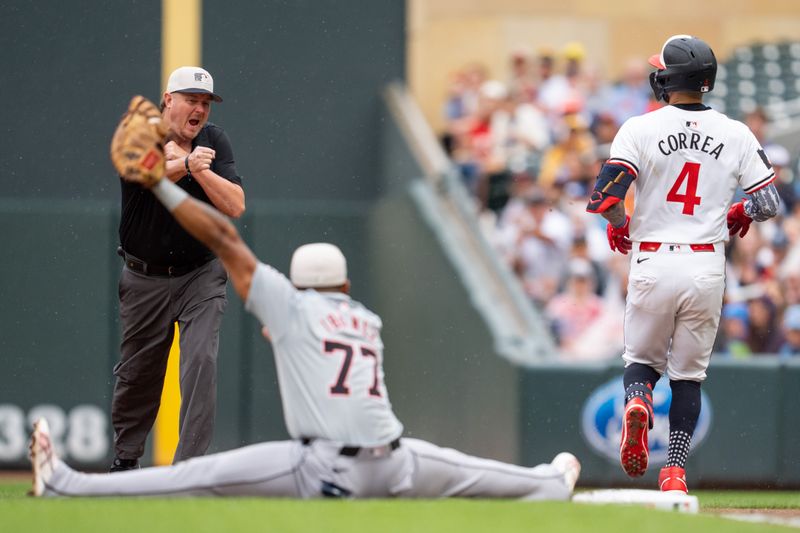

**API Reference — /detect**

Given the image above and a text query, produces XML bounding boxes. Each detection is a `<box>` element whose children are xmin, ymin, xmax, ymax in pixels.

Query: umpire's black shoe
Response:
<box><xmin>109</xmin><ymin>457</ymin><xmax>140</xmax><ymax>473</ymax></box>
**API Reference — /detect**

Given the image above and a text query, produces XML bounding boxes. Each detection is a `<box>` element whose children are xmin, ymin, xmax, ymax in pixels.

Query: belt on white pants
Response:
<box><xmin>638</xmin><ymin>242</ymin><xmax>716</xmax><ymax>253</ymax></box>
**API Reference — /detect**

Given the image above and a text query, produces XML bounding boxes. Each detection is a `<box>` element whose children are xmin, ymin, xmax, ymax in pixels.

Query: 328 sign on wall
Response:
<box><xmin>0</xmin><ymin>403</ymin><xmax>109</xmax><ymax>464</ymax></box>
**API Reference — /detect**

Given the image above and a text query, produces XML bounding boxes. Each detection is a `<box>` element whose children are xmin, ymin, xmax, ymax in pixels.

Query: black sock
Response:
<box><xmin>666</xmin><ymin>430</ymin><xmax>692</xmax><ymax>468</ymax></box>
<box><xmin>666</xmin><ymin>380</ymin><xmax>701</xmax><ymax>468</ymax></box>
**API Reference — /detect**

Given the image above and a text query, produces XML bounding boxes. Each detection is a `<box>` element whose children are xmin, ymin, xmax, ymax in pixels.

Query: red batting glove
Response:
<box><xmin>606</xmin><ymin>215</ymin><xmax>632</xmax><ymax>254</ymax></box>
<box><xmin>727</xmin><ymin>201</ymin><xmax>752</xmax><ymax>238</ymax></box>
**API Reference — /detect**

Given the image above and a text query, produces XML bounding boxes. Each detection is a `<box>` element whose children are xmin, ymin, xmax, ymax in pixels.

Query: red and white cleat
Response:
<box><xmin>659</xmin><ymin>466</ymin><xmax>688</xmax><ymax>493</ymax></box>
<box><xmin>29</xmin><ymin>418</ymin><xmax>58</xmax><ymax>497</ymax></box>
<box><xmin>619</xmin><ymin>397</ymin><xmax>649</xmax><ymax>477</ymax></box>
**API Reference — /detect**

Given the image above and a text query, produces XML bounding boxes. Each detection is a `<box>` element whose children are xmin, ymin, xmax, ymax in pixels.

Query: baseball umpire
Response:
<box><xmin>111</xmin><ymin>66</ymin><xmax>245</xmax><ymax>471</ymax></box>
<box><xmin>587</xmin><ymin>35</ymin><xmax>780</xmax><ymax>492</ymax></box>
<box><xmin>27</xmin><ymin>97</ymin><xmax>579</xmax><ymax>499</ymax></box>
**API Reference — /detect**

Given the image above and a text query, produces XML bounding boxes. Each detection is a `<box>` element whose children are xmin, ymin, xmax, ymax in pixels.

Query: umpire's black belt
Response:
<box><xmin>118</xmin><ymin>247</ymin><xmax>212</xmax><ymax>278</ymax></box>
<box><xmin>301</xmin><ymin>437</ymin><xmax>401</xmax><ymax>457</ymax></box>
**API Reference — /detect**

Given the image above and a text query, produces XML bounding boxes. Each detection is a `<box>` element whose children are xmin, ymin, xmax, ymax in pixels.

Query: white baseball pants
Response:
<box><xmin>42</xmin><ymin>438</ymin><xmax>570</xmax><ymax>500</ymax></box>
<box><xmin>623</xmin><ymin>242</ymin><xmax>726</xmax><ymax>381</ymax></box>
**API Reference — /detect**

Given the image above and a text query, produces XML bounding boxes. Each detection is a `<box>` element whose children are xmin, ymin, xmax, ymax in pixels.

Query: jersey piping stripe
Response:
<box><xmin>607</xmin><ymin>158</ymin><xmax>639</xmax><ymax>177</ymax></box>
<box><xmin>744</xmin><ymin>172</ymin><xmax>776</xmax><ymax>194</ymax></box>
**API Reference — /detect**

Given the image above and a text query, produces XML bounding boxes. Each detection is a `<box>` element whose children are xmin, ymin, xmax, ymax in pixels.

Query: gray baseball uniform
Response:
<box><xmin>37</xmin><ymin>263</ymin><xmax>571</xmax><ymax>500</ymax></box>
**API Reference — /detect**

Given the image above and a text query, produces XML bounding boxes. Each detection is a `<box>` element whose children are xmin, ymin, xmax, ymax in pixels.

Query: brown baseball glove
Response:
<box><xmin>110</xmin><ymin>95</ymin><xmax>169</xmax><ymax>187</ymax></box>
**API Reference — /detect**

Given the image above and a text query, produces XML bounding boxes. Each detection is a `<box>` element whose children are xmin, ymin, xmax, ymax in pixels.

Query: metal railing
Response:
<box><xmin>382</xmin><ymin>82</ymin><xmax>556</xmax><ymax>364</ymax></box>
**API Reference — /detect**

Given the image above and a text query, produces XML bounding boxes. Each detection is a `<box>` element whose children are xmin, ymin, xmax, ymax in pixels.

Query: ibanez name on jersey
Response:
<box><xmin>657</xmin><ymin>131</ymin><xmax>724</xmax><ymax>159</ymax></box>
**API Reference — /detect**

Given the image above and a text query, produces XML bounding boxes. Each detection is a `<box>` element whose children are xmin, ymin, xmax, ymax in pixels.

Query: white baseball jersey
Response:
<box><xmin>609</xmin><ymin>104</ymin><xmax>775</xmax><ymax>243</ymax></box>
<box><xmin>245</xmin><ymin>262</ymin><xmax>403</xmax><ymax>446</ymax></box>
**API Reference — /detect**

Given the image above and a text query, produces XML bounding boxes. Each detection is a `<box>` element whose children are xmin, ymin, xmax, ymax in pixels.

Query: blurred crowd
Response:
<box><xmin>440</xmin><ymin>43</ymin><xmax>800</xmax><ymax>361</ymax></box>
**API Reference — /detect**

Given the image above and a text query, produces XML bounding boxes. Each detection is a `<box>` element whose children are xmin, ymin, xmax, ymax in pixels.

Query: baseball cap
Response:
<box><xmin>564</xmin><ymin>113</ymin><xmax>588</xmax><ymax>131</ymax></box>
<box><xmin>722</xmin><ymin>303</ymin><xmax>748</xmax><ymax>323</ymax></box>
<box><xmin>480</xmin><ymin>80</ymin><xmax>508</xmax><ymax>101</ymax></box>
<box><xmin>290</xmin><ymin>243</ymin><xmax>348</xmax><ymax>288</ymax></box>
<box><xmin>568</xmin><ymin>258</ymin><xmax>594</xmax><ymax>279</ymax></box>
<box><xmin>765</xmin><ymin>144</ymin><xmax>790</xmax><ymax>167</ymax></box>
<box><xmin>166</xmin><ymin>66</ymin><xmax>223</xmax><ymax>102</ymax></box>
<box><xmin>523</xmin><ymin>188</ymin><xmax>549</xmax><ymax>206</ymax></box>
<box><xmin>783</xmin><ymin>305</ymin><xmax>800</xmax><ymax>331</ymax></box>
<box><xmin>563</xmin><ymin>41</ymin><xmax>586</xmax><ymax>60</ymax></box>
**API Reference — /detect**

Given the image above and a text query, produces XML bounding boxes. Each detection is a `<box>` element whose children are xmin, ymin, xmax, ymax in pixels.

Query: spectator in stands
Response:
<box><xmin>582</xmin><ymin>65</ymin><xmax>614</xmax><ymax>125</ymax></box>
<box><xmin>726</xmin><ymin>230</ymin><xmax>766</xmax><ymax>297</ymax></box>
<box><xmin>470</xmin><ymin>80</ymin><xmax>514</xmax><ymax>212</ymax></box>
<box><xmin>508</xmin><ymin>46</ymin><xmax>538</xmax><ymax>104</ymax></box>
<box><xmin>606</xmin><ymin>58</ymin><xmax>651</xmax><ymax>125</ymax></box>
<box><xmin>746</xmin><ymin>296</ymin><xmax>784</xmax><ymax>354</ymax></box>
<box><xmin>778</xmin><ymin>210</ymin><xmax>800</xmax><ymax>307</ymax></box>
<box><xmin>442</xmin><ymin>70</ymin><xmax>469</xmax><ymax>157</ymax></box>
<box><xmin>442</xmin><ymin>65</ymin><xmax>488</xmax><ymax>190</ymax></box>
<box><xmin>764</xmin><ymin>144</ymin><xmax>794</xmax><ymax>212</ymax></box>
<box><xmin>538</xmin><ymin>43</ymin><xmax>590</xmax><ymax>120</ymax></box>
<box><xmin>551</xmin><ymin>248</ymin><xmax>627</xmax><ymax>361</ymax></box>
<box><xmin>744</xmin><ymin>106</ymin><xmax>770</xmax><ymax>144</ymax></box>
<box><xmin>718</xmin><ymin>303</ymin><xmax>752</xmax><ymax>359</ymax></box>
<box><xmin>566</xmin><ymin>235</ymin><xmax>606</xmax><ymax>296</ymax></box>
<box><xmin>590</xmin><ymin>112</ymin><xmax>620</xmax><ymax>169</ymax></box>
<box><xmin>779</xmin><ymin>305</ymin><xmax>800</xmax><ymax>358</ymax></box>
<box><xmin>745</xmin><ymin>106</ymin><xmax>793</xmax><ymax>211</ymax></box>
<box><xmin>538</xmin><ymin>113</ymin><xmax>596</xmax><ymax>189</ymax></box>
<box><xmin>535</xmin><ymin>47</ymin><xmax>566</xmax><ymax>115</ymax></box>
<box><xmin>560</xmin><ymin>42</ymin><xmax>589</xmax><ymax>113</ymax></box>
<box><xmin>513</xmin><ymin>189</ymin><xmax>573</xmax><ymax>306</ymax></box>
<box><xmin>770</xmin><ymin>229</ymin><xmax>791</xmax><ymax>276</ymax></box>
<box><xmin>507</xmin><ymin>80</ymin><xmax>551</xmax><ymax>178</ymax></box>
<box><xmin>546</xmin><ymin>258</ymin><xmax>603</xmax><ymax>353</ymax></box>
<box><xmin>446</xmin><ymin>76</ymin><xmax>512</xmax><ymax>200</ymax></box>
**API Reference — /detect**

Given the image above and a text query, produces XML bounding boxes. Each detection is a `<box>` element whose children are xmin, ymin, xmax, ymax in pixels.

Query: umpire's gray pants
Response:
<box><xmin>111</xmin><ymin>258</ymin><xmax>227</xmax><ymax>463</ymax></box>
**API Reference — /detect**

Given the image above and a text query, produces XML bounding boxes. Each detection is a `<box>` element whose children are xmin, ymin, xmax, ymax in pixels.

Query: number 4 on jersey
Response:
<box><xmin>667</xmin><ymin>162</ymin><xmax>702</xmax><ymax>215</ymax></box>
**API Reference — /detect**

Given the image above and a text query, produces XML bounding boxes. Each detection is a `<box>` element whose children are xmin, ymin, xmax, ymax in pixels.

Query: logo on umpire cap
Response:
<box><xmin>580</xmin><ymin>377</ymin><xmax>712</xmax><ymax>465</ymax></box>
<box><xmin>194</xmin><ymin>72</ymin><xmax>208</xmax><ymax>82</ymax></box>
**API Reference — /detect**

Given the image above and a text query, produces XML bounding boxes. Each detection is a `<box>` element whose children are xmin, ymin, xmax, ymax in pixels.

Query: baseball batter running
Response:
<box><xmin>587</xmin><ymin>35</ymin><xmax>780</xmax><ymax>493</ymax></box>
<box><xmin>27</xmin><ymin>97</ymin><xmax>580</xmax><ymax>499</ymax></box>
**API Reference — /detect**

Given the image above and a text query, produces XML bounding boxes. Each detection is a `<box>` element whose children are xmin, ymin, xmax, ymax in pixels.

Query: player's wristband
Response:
<box><xmin>184</xmin><ymin>155</ymin><xmax>191</xmax><ymax>175</ymax></box>
<box><xmin>152</xmin><ymin>179</ymin><xmax>189</xmax><ymax>212</ymax></box>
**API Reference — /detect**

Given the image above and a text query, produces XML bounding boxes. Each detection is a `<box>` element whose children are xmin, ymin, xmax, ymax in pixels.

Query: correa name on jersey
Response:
<box><xmin>581</xmin><ymin>377</ymin><xmax>712</xmax><ymax>465</ymax></box>
<box><xmin>657</xmin><ymin>131</ymin><xmax>724</xmax><ymax>159</ymax></box>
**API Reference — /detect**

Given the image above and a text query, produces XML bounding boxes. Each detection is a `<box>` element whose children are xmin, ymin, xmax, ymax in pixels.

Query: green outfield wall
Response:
<box><xmin>519</xmin><ymin>359</ymin><xmax>800</xmax><ymax>489</ymax></box>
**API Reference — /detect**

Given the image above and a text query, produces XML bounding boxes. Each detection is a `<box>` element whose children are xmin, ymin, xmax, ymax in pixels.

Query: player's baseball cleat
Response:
<box><xmin>551</xmin><ymin>452</ymin><xmax>581</xmax><ymax>493</ymax></box>
<box><xmin>659</xmin><ymin>466</ymin><xmax>688</xmax><ymax>493</ymax></box>
<box><xmin>29</xmin><ymin>418</ymin><xmax>58</xmax><ymax>497</ymax></box>
<box><xmin>620</xmin><ymin>397</ymin><xmax>649</xmax><ymax>477</ymax></box>
<box><xmin>110</xmin><ymin>457</ymin><xmax>141</xmax><ymax>473</ymax></box>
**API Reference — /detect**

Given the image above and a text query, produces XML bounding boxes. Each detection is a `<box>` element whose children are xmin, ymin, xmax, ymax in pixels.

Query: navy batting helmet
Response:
<box><xmin>648</xmin><ymin>35</ymin><xmax>717</xmax><ymax>101</ymax></box>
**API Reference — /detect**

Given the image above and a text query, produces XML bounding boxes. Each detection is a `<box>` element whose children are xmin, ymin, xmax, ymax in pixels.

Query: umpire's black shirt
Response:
<box><xmin>119</xmin><ymin>122</ymin><xmax>242</xmax><ymax>267</ymax></box>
